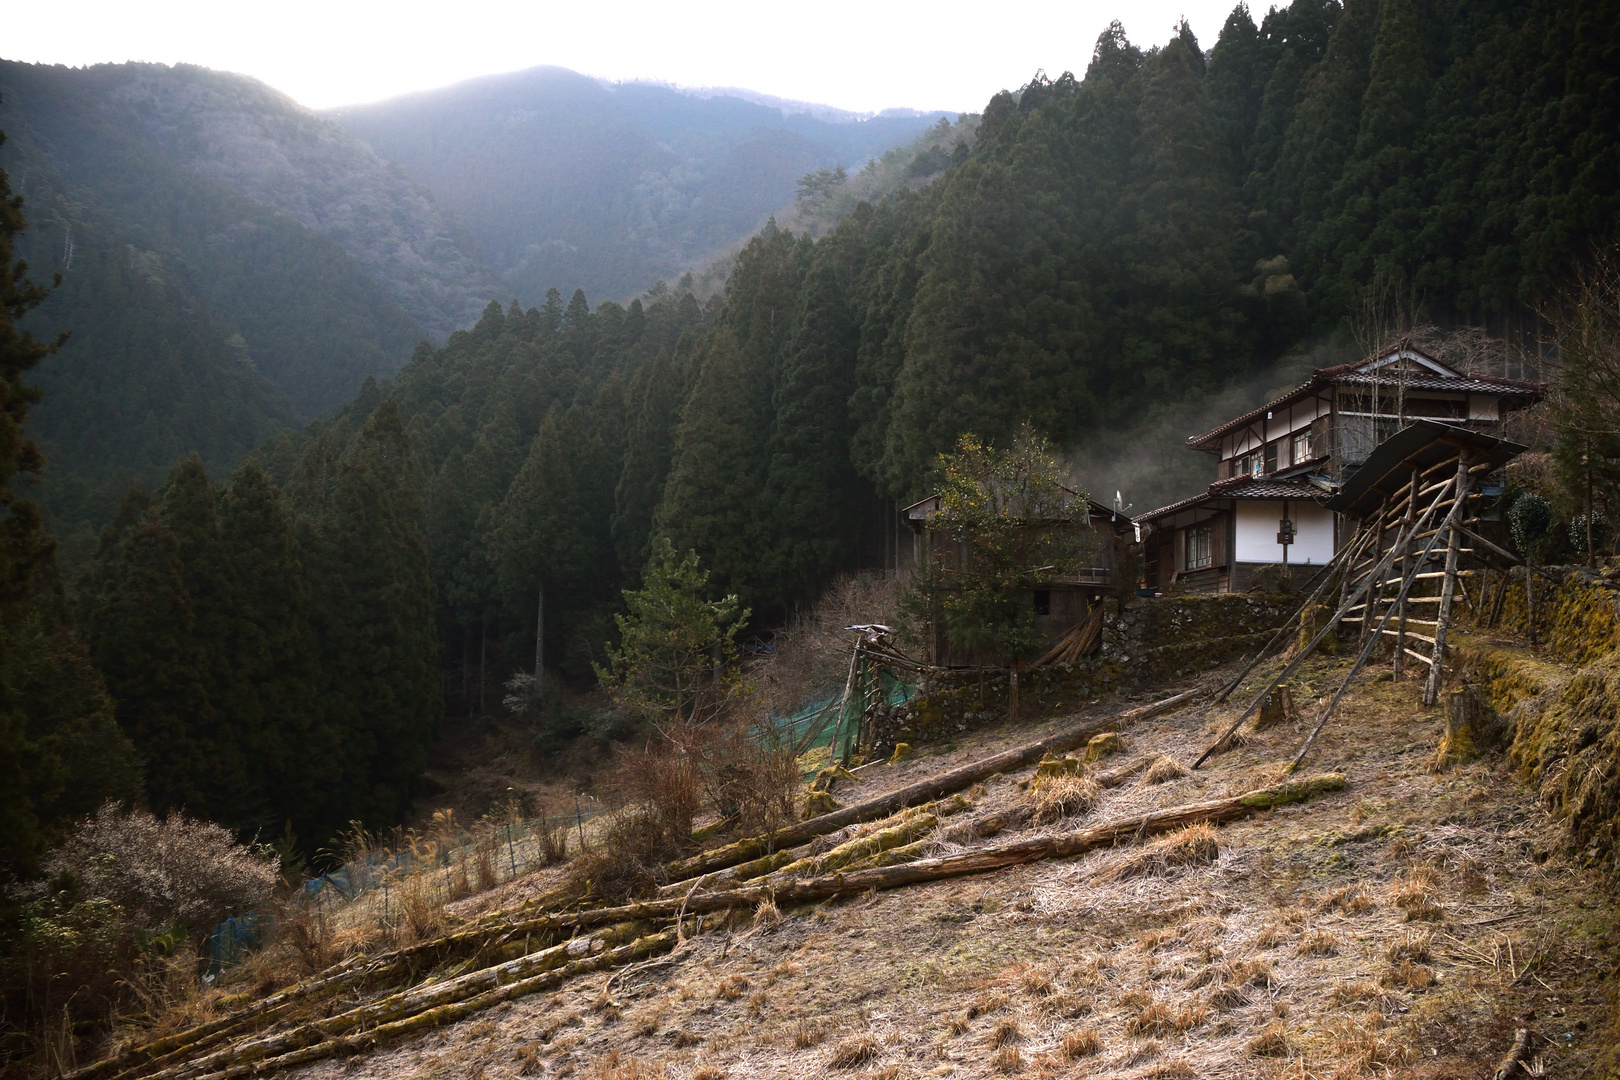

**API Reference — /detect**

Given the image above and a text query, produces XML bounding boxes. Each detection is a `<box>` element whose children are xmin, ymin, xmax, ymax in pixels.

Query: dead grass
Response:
<box><xmin>1386</xmin><ymin>928</ymin><xmax>1433</xmax><ymax>963</ymax></box>
<box><xmin>1100</xmin><ymin>822</ymin><xmax>1220</xmax><ymax>881</ymax></box>
<box><xmin>1019</xmin><ymin>969</ymin><xmax>1055</xmax><ymax>996</ymax></box>
<box><xmin>1062</xmin><ymin>1027</ymin><xmax>1102</xmax><ymax>1059</ymax></box>
<box><xmin>826</xmin><ymin>1034</ymin><xmax>879</xmax><ymax>1069</ymax></box>
<box><xmin>1295</xmin><ymin>929</ymin><xmax>1339</xmax><ymax>956</ymax></box>
<box><xmin>1143</xmin><ymin>755</ymin><xmax>1190</xmax><ymax>784</ymax></box>
<box><xmin>791</xmin><ymin>1019</ymin><xmax>824</xmax><ymax>1049</ymax></box>
<box><xmin>991</xmin><ymin>1044</ymin><xmax>1024</xmax><ymax>1073</ymax></box>
<box><xmin>1325</xmin><ymin>1016</ymin><xmax>1410</xmax><ymax>1072</ymax></box>
<box><xmin>1247</xmin><ymin>1020</ymin><xmax>1291</xmax><ymax>1057</ymax></box>
<box><xmin>987</xmin><ymin>1018</ymin><xmax>1023</xmax><ymax>1047</ymax></box>
<box><xmin>1385</xmin><ymin>959</ymin><xmax>1437</xmax><ymax>991</ymax></box>
<box><xmin>1123</xmin><ymin>998</ymin><xmax>1205</xmax><ymax>1037</ymax></box>
<box><xmin>715</xmin><ymin>975</ymin><xmax>749</xmax><ymax>1000</ymax></box>
<box><xmin>1028</xmin><ymin>775</ymin><xmax>1101</xmax><ymax>825</ymax></box>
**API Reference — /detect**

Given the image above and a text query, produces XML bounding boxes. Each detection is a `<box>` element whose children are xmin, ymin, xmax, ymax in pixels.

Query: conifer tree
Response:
<box><xmin>0</xmin><ymin>140</ymin><xmax>138</xmax><ymax>876</ymax></box>
<box><xmin>657</xmin><ymin>327</ymin><xmax>772</xmax><ymax>607</ymax></box>
<box><xmin>218</xmin><ymin>458</ymin><xmax>328</xmax><ymax>835</ymax></box>
<box><xmin>308</xmin><ymin>400</ymin><xmax>439</xmax><ymax>825</ymax></box>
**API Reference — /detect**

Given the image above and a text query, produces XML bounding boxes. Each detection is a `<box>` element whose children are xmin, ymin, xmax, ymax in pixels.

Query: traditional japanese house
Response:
<box><xmin>901</xmin><ymin>491</ymin><xmax>1135</xmax><ymax>666</ymax></box>
<box><xmin>1138</xmin><ymin>346</ymin><xmax>1544</xmax><ymax>593</ymax></box>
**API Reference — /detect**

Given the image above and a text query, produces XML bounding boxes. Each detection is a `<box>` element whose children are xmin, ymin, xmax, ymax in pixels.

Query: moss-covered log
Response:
<box><xmin>145</xmin><ymin>931</ymin><xmax>629</xmax><ymax>1080</ymax></box>
<box><xmin>186</xmin><ymin>932</ymin><xmax>678</xmax><ymax>1080</ymax></box>
<box><xmin>550</xmin><ymin>774</ymin><xmax>1347</xmax><ymax>931</ymax></box>
<box><xmin>661</xmin><ymin>708</ymin><xmax>1177</xmax><ymax>882</ymax></box>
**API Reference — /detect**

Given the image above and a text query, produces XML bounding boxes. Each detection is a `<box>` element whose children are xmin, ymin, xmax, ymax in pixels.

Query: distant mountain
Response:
<box><xmin>0</xmin><ymin>60</ymin><xmax>493</xmax><ymax>550</ymax></box>
<box><xmin>0</xmin><ymin>59</ymin><xmax>946</xmax><ymax>554</ymax></box>
<box><xmin>331</xmin><ymin>67</ymin><xmax>952</xmax><ymax>304</ymax></box>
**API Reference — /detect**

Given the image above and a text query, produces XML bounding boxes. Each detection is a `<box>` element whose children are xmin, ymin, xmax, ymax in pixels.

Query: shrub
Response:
<box><xmin>37</xmin><ymin>802</ymin><xmax>276</xmax><ymax>940</ymax></box>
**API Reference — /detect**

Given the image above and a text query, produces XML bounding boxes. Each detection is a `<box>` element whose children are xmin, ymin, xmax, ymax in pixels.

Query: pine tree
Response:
<box><xmin>657</xmin><ymin>327</ymin><xmax>773</xmax><ymax>607</ymax></box>
<box><xmin>217</xmin><ymin>458</ymin><xmax>329</xmax><ymax>837</ymax></box>
<box><xmin>307</xmin><ymin>400</ymin><xmax>439</xmax><ymax>825</ymax></box>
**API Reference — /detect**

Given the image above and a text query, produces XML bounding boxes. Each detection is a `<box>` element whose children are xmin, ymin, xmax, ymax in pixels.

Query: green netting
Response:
<box><xmin>774</xmin><ymin>653</ymin><xmax>917</xmax><ymax>772</ymax></box>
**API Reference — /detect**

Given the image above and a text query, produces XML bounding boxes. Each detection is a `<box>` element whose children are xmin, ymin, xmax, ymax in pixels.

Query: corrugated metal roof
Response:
<box><xmin>1323</xmin><ymin>420</ymin><xmax>1527</xmax><ymax>517</ymax></box>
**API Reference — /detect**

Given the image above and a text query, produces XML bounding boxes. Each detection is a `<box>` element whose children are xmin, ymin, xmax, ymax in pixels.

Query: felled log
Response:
<box><xmin>663</xmin><ymin>691</ymin><xmax>1204</xmax><ymax>885</ymax></box>
<box><xmin>1491</xmin><ymin>1028</ymin><xmax>1534</xmax><ymax>1079</ymax></box>
<box><xmin>655</xmin><ymin>795</ymin><xmax>972</xmax><ymax>898</ymax></box>
<box><xmin>745</xmin><ymin>812</ymin><xmax>942</xmax><ymax>888</ymax></box>
<box><xmin>184</xmin><ymin>931</ymin><xmax>678</xmax><ymax>1080</ymax></box>
<box><xmin>662</xmin><ymin>715</ymin><xmax>1133</xmax><ymax>881</ymax></box>
<box><xmin>548</xmin><ymin>774</ymin><xmax>1346</xmax><ymax>933</ymax></box>
<box><xmin>145</xmin><ymin>928</ymin><xmax>639</xmax><ymax>1080</ymax></box>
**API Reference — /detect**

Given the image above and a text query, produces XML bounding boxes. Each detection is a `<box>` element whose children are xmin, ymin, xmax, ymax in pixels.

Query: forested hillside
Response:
<box><xmin>270</xmin><ymin>0</ymin><xmax>1620</xmax><ymax>719</ymax></box>
<box><xmin>332</xmin><ymin>67</ymin><xmax>951</xmax><ymax>305</ymax></box>
<box><xmin>13</xmin><ymin>0</ymin><xmax>1620</xmax><ymax>854</ymax></box>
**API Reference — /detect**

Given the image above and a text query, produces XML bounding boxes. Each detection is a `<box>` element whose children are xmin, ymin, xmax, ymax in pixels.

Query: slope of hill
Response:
<box><xmin>331</xmin><ymin>67</ymin><xmax>952</xmax><ymax>305</ymax></box>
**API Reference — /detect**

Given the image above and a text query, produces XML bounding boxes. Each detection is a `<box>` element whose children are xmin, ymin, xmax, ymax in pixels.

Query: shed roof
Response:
<box><xmin>1322</xmin><ymin>420</ymin><xmax>1527</xmax><ymax>517</ymax></box>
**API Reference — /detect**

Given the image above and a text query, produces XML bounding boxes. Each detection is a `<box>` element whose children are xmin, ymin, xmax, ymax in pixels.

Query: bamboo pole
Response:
<box><xmin>1193</xmin><ymin>486</ymin><xmax>1451</xmax><ymax>769</ymax></box>
<box><xmin>1394</xmin><ymin>469</ymin><xmax>1419</xmax><ymax>677</ymax></box>
<box><xmin>1290</xmin><ymin>469</ymin><xmax>1468</xmax><ymax>771</ymax></box>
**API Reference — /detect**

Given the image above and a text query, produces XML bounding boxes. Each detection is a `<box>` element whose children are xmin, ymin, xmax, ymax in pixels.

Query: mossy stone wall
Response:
<box><xmin>871</xmin><ymin>594</ymin><xmax>1293</xmax><ymax>753</ymax></box>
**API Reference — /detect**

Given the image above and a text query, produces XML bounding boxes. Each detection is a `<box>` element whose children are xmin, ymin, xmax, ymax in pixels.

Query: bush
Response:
<box><xmin>2</xmin><ymin>804</ymin><xmax>276</xmax><ymax>1071</ymax></box>
<box><xmin>35</xmin><ymin>803</ymin><xmax>276</xmax><ymax>940</ymax></box>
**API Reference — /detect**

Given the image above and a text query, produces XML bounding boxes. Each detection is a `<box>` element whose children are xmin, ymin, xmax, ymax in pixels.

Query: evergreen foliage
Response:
<box><xmin>596</xmin><ymin>537</ymin><xmax>748</xmax><ymax>729</ymax></box>
<box><xmin>0</xmin><ymin>136</ymin><xmax>139</xmax><ymax>878</ymax></box>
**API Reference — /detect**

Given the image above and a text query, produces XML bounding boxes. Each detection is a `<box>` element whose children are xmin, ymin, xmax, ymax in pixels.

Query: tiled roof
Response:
<box><xmin>1186</xmin><ymin>367</ymin><xmax>1544</xmax><ymax>449</ymax></box>
<box><xmin>1332</xmin><ymin>372</ymin><xmax>1545</xmax><ymax>395</ymax></box>
<box><xmin>1139</xmin><ymin>475</ymin><xmax>1328</xmax><ymax>522</ymax></box>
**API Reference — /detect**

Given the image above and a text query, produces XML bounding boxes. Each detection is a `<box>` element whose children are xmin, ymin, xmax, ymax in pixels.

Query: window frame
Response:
<box><xmin>1185</xmin><ymin>523</ymin><xmax>1214</xmax><ymax>571</ymax></box>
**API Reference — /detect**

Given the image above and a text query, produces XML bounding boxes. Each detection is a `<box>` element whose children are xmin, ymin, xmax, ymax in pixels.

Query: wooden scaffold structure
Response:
<box><xmin>1194</xmin><ymin>420</ymin><xmax>1530</xmax><ymax>771</ymax></box>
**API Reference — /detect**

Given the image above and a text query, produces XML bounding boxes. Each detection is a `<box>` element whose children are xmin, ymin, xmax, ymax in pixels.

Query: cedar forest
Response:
<box><xmin>4</xmin><ymin>0</ymin><xmax>1619</xmax><ymax>878</ymax></box>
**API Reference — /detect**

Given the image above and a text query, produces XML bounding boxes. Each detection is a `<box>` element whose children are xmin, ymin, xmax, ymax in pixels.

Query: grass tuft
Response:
<box><xmin>826</xmin><ymin>1034</ymin><xmax>880</xmax><ymax>1069</ymax></box>
<box><xmin>1029</xmin><ymin>775</ymin><xmax>1101</xmax><ymax>824</ymax></box>
<box><xmin>1144</xmin><ymin>755</ymin><xmax>1191</xmax><ymax>784</ymax></box>
<box><xmin>1061</xmin><ymin>1027</ymin><xmax>1102</xmax><ymax>1059</ymax></box>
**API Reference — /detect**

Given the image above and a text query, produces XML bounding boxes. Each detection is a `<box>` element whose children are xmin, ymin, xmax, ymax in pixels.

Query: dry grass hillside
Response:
<box><xmin>218</xmin><ymin>635</ymin><xmax>1616</xmax><ymax>1080</ymax></box>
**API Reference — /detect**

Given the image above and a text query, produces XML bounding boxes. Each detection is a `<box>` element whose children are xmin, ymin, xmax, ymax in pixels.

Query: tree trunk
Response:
<box><xmin>535</xmin><ymin>584</ymin><xmax>544</xmax><ymax>683</ymax></box>
<box><xmin>662</xmin><ymin>691</ymin><xmax>1203</xmax><ymax>883</ymax></box>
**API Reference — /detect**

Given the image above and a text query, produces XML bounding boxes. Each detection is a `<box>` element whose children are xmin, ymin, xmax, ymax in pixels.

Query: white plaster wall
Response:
<box><xmin>1234</xmin><ymin>500</ymin><xmax>1335</xmax><ymax>565</ymax></box>
<box><xmin>1223</xmin><ymin>398</ymin><xmax>1324</xmax><ymax>459</ymax></box>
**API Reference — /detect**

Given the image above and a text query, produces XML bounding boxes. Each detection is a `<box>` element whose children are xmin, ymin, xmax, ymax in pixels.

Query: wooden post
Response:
<box><xmin>1424</xmin><ymin>452</ymin><xmax>1470</xmax><ymax>705</ymax></box>
<box><xmin>1292</xmin><ymin>466</ymin><xmax>1467</xmax><ymax>770</ymax></box>
<box><xmin>1394</xmin><ymin>469</ymin><xmax>1418</xmax><ymax>677</ymax></box>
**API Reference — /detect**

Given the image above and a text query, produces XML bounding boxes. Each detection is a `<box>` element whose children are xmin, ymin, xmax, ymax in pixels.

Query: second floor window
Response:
<box><xmin>1291</xmin><ymin>429</ymin><xmax>1314</xmax><ymax>464</ymax></box>
<box><xmin>1186</xmin><ymin>523</ymin><xmax>1214</xmax><ymax>570</ymax></box>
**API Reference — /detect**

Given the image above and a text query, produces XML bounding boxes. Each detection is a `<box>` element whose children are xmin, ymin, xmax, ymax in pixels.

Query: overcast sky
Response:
<box><xmin>10</xmin><ymin>0</ymin><xmax>1246</xmax><ymax>114</ymax></box>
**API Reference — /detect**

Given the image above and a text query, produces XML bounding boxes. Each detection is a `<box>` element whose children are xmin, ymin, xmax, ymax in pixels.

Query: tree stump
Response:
<box><xmin>1433</xmin><ymin>686</ymin><xmax>1504</xmax><ymax>771</ymax></box>
<box><xmin>1254</xmin><ymin>685</ymin><xmax>1293</xmax><ymax>730</ymax></box>
<box><xmin>1083</xmin><ymin>731</ymin><xmax>1124</xmax><ymax>764</ymax></box>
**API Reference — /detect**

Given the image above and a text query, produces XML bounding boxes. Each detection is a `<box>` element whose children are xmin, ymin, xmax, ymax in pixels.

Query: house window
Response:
<box><xmin>1234</xmin><ymin>449</ymin><xmax>1263</xmax><ymax>477</ymax></box>
<box><xmin>1033</xmin><ymin>590</ymin><xmax>1051</xmax><ymax>615</ymax></box>
<box><xmin>1291</xmin><ymin>429</ymin><xmax>1313</xmax><ymax>464</ymax></box>
<box><xmin>1186</xmin><ymin>524</ymin><xmax>1214</xmax><ymax>571</ymax></box>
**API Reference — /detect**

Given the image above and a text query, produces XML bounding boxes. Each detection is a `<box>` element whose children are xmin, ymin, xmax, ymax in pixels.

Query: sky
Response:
<box><xmin>10</xmin><ymin>0</ymin><xmax>1246</xmax><ymax>114</ymax></box>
